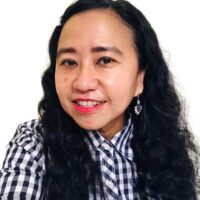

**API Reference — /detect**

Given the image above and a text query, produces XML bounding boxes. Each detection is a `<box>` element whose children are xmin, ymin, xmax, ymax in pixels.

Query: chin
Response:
<box><xmin>75</xmin><ymin>121</ymin><xmax>101</xmax><ymax>132</ymax></box>
<box><xmin>80</xmin><ymin>125</ymin><xmax>100</xmax><ymax>131</ymax></box>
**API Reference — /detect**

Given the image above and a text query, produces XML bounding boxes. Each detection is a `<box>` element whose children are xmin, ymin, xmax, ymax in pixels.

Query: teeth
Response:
<box><xmin>76</xmin><ymin>100</ymin><xmax>101</xmax><ymax>107</ymax></box>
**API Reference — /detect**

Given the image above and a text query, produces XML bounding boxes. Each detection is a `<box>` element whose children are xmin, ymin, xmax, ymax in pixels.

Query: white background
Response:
<box><xmin>0</xmin><ymin>0</ymin><xmax>199</xmax><ymax>166</ymax></box>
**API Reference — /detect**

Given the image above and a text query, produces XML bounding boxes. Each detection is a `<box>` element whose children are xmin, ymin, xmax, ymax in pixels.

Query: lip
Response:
<box><xmin>72</xmin><ymin>98</ymin><xmax>105</xmax><ymax>114</ymax></box>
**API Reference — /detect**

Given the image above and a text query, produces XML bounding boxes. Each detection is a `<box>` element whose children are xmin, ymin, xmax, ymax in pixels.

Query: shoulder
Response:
<box><xmin>13</xmin><ymin>119</ymin><xmax>43</xmax><ymax>144</ymax></box>
<box><xmin>9</xmin><ymin>119</ymin><xmax>44</xmax><ymax>165</ymax></box>
<box><xmin>5</xmin><ymin>118</ymin><xmax>44</xmax><ymax>162</ymax></box>
<box><xmin>3</xmin><ymin>119</ymin><xmax>45</xmax><ymax>172</ymax></box>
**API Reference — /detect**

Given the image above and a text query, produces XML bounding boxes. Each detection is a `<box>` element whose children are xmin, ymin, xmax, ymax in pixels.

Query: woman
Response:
<box><xmin>0</xmin><ymin>0</ymin><xmax>199</xmax><ymax>199</ymax></box>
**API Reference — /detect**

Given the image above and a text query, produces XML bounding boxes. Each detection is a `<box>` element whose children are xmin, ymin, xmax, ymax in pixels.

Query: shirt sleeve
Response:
<box><xmin>0</xmin><ymin>120</ymin><xmax>45</xmax><ymax>200</ymax></box>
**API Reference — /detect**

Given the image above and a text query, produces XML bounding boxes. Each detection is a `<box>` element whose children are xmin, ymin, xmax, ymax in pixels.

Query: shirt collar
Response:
<box><xmin>85</xmin><ymin>116</ymin><xmax>133</xmax><ymax>161</ymax></box>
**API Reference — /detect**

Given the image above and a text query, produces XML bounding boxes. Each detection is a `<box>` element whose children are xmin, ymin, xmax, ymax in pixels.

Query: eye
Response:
<box><xmin>96</xmin><ymin>56</ymin><xmax>115</xmax><ymax>65</ymax></box>
<box><xmin>60</xmin><ymin>59</ymin><xmax>78</xmax><ymax>67</ymax></box>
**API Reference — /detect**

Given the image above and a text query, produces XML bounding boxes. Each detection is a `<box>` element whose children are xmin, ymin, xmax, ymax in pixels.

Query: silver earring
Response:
<box><xmin>134</xmin><ymin>95</ymin><xmax>142</xmax><ymax>115</ymax></box>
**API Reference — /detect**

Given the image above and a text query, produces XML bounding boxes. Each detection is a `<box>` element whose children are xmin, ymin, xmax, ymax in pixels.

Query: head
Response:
<box><xmin>40</xmin><ymin>0</ymin><xmax>163</xmax><ymax>138</ymax></box>
<box><xmin>39</xmin><ymin>1</ymin><xmax>199</xmax><ymax>199</ymax></box>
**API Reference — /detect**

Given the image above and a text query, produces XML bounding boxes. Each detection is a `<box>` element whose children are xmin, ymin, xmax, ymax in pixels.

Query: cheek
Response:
<box><xmin>55</xmin><ymin>70</ymin><xmax>70</xmax><ymax>98</ymax></box>
<box><xmin>104</xmin><ymin>72</ymin><xmax>136</xmax><ymax>104</ymax></box>
<box><xmin>55</xmin><ymin>72</ymin><xmax>62</xmax><ymax>96</ymax></box>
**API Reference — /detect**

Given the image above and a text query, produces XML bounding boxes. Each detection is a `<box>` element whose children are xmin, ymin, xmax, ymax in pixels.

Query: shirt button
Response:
<box><xmin>106</xmin><ymin>181</ymin><xmax>114</xmax><ymax>189</ymax></box>
<box><xmin>101</xmin><ymin>142</ymin><xmax>111</xmax><ymax>151</ymax></box>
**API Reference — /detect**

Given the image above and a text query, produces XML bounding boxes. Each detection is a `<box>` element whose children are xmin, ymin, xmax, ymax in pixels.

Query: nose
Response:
<box><xmin>72</xmin><ymin>64</ymin><xmax>98</xmax><ymax>92</ymax></box>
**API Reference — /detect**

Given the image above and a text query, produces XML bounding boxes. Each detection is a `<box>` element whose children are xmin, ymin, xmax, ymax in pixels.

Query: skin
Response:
<box><xmin>55</xmin><ymin>9</ymin><xmax>144</xmax><ymax>139</ymax></box>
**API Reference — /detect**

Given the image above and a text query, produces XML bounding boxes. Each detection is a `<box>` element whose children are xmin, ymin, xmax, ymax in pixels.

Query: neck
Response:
<box><xmin>98</xmin><ymin>116</ymin><xmax>125</xmax><ymax>140</ymax></box>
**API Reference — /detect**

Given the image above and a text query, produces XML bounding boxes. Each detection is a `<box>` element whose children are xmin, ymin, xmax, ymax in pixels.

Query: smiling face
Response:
<box><xmin>55</xmin><ymin>9</ymin><xmax>144</xmax><ymax>139</ymax></box>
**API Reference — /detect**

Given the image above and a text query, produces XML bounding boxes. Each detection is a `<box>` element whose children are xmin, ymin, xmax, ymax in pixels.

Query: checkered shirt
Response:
<box><xmin>0</xmin><ymin>120</ymin><xmax>45</xmax><ymax>200</ymax></box>
<box><xmin>0</xmin><ymin>118</ymin><xmax>156</xmax><ymax>200</ymax></box>
<box><xmin>85</xmin><ymin>117</ymin><xmax>140</xmax><ymax>200</ymax></box>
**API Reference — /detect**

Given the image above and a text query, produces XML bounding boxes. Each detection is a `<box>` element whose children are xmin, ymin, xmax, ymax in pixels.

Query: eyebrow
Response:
<box><xmin>91</xmin><ymin>46</ymin><xmax>123</xmax><ymax>55</ymax></box>
<box><xmin>57</xmin><ymin>46</ymin><xmax>123</xmax><ymax>58</ymax></box>
<box><xmin>57</xmin><ymin>47</ymin><xmax>76</xmax><ymax>58</ymax></box>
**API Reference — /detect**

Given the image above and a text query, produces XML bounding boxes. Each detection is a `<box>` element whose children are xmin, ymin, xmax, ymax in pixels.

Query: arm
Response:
<box><xmin>0</xmin><ymin>120</ymin><xmax>45</xmax><ymax>200</ymax></box>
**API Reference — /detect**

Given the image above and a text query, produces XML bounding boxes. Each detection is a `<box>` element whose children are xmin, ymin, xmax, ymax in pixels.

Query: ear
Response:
<box><xmin>134</xmin><ymin>70</ymin><xmax>145</xmax><ymax>97</ymax></box>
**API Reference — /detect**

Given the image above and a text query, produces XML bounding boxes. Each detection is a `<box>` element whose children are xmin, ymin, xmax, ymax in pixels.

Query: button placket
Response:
<box><xmin>99</xmin><ymin>141</ymin><xmax>119</xmax><ymax>199</ymax></box>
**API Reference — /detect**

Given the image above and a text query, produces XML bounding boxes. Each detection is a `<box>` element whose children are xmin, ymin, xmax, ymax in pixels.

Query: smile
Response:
<box><xmin>76</xmin><ymin>100</ymin><xmax>102</xmax><ymax>107</ymax></box>
<box><xmin>72</xmin><ymin>99</ymin><xmax>105</xmax><ymax>114</ymax></box>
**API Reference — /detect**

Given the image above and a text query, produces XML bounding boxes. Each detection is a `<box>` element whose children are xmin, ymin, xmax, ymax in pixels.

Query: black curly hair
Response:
<box><xmin>38</xmin><ymin>0</ymin><xmax>199</xmax><ymax>199</ymax></box>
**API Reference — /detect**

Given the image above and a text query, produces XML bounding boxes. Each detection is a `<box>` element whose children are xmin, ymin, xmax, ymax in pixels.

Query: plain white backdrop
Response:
<box><xmin>0</xmin><ymin>0</ymin><xmax>199</xmax><ymax>165</ymax></box>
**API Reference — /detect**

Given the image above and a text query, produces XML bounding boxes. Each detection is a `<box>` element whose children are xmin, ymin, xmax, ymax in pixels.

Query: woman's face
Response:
<box><xmin>55</xmin><ymin>9</ymin><xmax>144</xmax><ymax>139</ymax></box>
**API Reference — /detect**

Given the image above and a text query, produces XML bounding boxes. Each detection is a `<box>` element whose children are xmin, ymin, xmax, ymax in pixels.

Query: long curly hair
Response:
<box><xmin>38</xmin><ymin>0</ymin><xmax>199</xmax><ymax>199</ymax></box>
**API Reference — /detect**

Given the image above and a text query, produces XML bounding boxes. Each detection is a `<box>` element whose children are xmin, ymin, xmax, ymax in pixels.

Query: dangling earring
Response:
<box><xmin>134</xmin><ymin>95</ymin><xmax>142</xmax><ymax>115</ymax></box>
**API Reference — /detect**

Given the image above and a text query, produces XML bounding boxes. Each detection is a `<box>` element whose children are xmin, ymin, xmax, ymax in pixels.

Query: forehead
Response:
<box><xmin>58</xmin><ymin>9</ymin><xmax>134</xmax><ymax>48</ymax></box>
<box><xmin>64</xmin><ymin>8</ymin><xmax>130</xmax><ymax>30</ymax></box>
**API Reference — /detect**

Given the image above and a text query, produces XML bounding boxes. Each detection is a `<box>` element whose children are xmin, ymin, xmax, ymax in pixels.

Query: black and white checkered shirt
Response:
<box><xmin>0</xmin><ymin>120</ymin><xmax>45</xmax><ymax>200</ymax></box>
<box><xmin>85</xmin><ymin>117</ymin><xmax>140</xmax><ymax>199</ymax></box>
<box><xmin>0</xmin><ymin>118</ymin><xmax>144</xmax><ymax>199</ymax></box>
